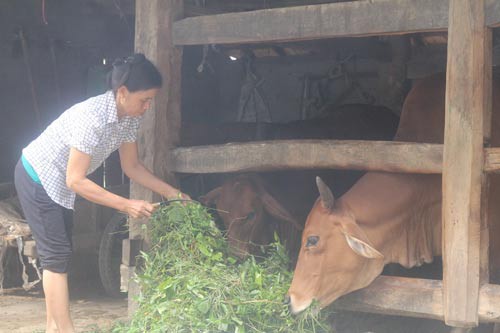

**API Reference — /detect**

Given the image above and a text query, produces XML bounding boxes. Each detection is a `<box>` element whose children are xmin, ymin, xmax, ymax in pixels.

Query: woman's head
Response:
<box><xmin>109</xmin><ymin>53</ymin><xmax>162</xmax><ymax>117</ymax></box>
<box><xmin>108</xmin><ymin>53</ymin><xmax>162</xmax><ymax>92</ymax></box>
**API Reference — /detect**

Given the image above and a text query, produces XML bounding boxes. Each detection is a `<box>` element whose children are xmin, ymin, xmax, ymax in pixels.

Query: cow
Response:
<box><xmin>201</xmin><ymin>104</ymin><xmax>399</xmax><ymax>260</ymax></box>
<box><xmin>286</xmin><ymin>73</ymin><xmax>500</xmax><ymax>314</ymax></box>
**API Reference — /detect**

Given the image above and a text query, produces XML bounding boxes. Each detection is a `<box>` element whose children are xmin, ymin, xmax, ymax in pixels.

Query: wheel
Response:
<box><xmin>98</xmin><ymin>212</ymin><xmax>128</xmax><ymax>298</ymax></box>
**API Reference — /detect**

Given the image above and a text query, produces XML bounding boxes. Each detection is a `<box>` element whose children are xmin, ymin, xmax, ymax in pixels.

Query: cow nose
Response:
<box><xmin>283</xmin><ymin>294</ymin><xmax>291</xmax><ymax>305</ymax></box>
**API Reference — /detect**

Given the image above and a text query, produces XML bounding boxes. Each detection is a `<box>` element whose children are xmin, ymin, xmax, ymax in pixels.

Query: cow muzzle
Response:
<box><xmin>287</xmin><ymin>292</ymin><xmax>313</xmax><ymax>314</ymax></box>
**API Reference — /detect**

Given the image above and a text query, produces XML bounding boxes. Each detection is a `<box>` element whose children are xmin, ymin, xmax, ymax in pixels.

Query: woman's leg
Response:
<box><xmin>14</xmin><ymin>159</ymin><xmax>74</xmax><ymax>332</ymax></box>
<box><xmin>43</xmin><ymin>270</ymin><xmax>74</xmax><ymax>333</ymax></box>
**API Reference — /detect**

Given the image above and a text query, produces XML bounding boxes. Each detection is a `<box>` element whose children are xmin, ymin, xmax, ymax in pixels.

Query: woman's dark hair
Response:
<box><xmin>108</xmin><ymin>53</ymin><xmax>163</xmax><ymax>92</ymax></box>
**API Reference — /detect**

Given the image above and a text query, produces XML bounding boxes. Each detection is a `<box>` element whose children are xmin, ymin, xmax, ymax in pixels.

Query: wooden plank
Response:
<box><xmin>173</xmin><ymin>0</ymin><xmax>449</xmax><ymax>45</ymax></box>
<box><xmin>479</xmin><ymin>284</ymin><xmax>500</xmax><ymax>322</ymax></box>
<box><xmin>334</xmin><ymin>276</ymin><xmax>444</xmax><ymax>320</ymax></box>
<box><xmin>130</xmin><ymin>0</ymin><xmax>184</xmax><ymax>240</ymax></box>
<box><xmin>129</xmin><ymin>0</ymin><xmax>184</xmax><ymax>314</ymax></box>
<box><xmin>332</xmin><ymin>276</ymin><xmax>500</xmax><ymax>323</ymax></box>
<box><xmin>169</xmin><ymin>140</ymin><xmax>443</xmax><ymax>174</ymax></box>
<box><xmin>121</xmin><ymin>239</ymin><xmax>142</xmax><ymax>266</ymax></box>
<box><xmin>486</xmin><ymin>0</ymin><xmax>500</xmax><ymax>28</ymax></box>
<box><xmin>175</xmin><ymin>0</ymin><xmax>500</xmax><ymax>46</ymax></box>
<box><xmin>442</xmin><ymin>0</ymin><xmax>490</xmax><ymax>327</ymax></box>
<box><xmin>480</xmin><ymin>29</ymin><xmax>493</xmax><ymax>289</ymax></box>
<box><xmin>485</xmin><ymin>148</ymin><xmax>500</xmax><ymax>172</ymax></box>
<box><xmin>172</xmin><ymin>143</ymin><xmax>500</xmax><ymax>174</ymax></box>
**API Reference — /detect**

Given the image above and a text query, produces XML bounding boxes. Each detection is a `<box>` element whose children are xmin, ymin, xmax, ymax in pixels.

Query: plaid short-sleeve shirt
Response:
<box><xmin>23</xmin><ymin>91</ymin><xmax>141</xmax><ymax>209</ymax></box>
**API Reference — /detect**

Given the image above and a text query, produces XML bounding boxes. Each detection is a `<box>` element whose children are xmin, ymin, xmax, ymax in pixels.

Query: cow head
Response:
<box><xmin>201</xmin><ymin>174</ymin><xmax>302</xmax><ymax>258</ymax></box>
<box><xmin>287</xmin><ymin>177</ymin><xmax>385</xmax><ymax>314</ymax></box>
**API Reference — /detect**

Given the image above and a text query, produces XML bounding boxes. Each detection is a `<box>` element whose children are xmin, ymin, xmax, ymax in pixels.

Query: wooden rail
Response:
<box><xmin>169</xmin><ymin>141</ymin><xmax>500</xmax><ymax>175</ymax></box>
<box><xmin>170</xmin><ymin>140</ymin><xmax>443</xmax><ymax>174</ymax></box>
<box><xmin>441</xmin><ymin>0</ymin><xmax>491</xmax><ymax>327</ymax></box>
<box><xmin>333</xmin><ymin>275</ymin><xmax>500</xmax><ymax>323</ymax></box>
<box><xmin>173</xmin><ymin>0</ymin><xmax>500</xmax><ymax>46</ymax></box>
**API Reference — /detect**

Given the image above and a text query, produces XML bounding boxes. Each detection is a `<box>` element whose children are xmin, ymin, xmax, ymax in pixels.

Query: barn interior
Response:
<box><xmin>1</xmin><ymin>0</ymin><xmax>500</xmax><ymax>332</ymax></box>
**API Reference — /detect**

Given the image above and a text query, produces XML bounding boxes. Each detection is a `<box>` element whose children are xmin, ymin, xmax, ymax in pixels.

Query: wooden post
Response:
<box><xmin>127</xmin><ymin>0</ymin><xmax>184</xmax><ymax>316</ymax></box>
<box><xmin>130</xmin><ymin>0</ymin><xmax>184</xmax><ymax>240</ymax></box>
<box><xmin>442</xmin><ymin>0</ymin><xmax>491</xmax><ymax>327</ymax></box>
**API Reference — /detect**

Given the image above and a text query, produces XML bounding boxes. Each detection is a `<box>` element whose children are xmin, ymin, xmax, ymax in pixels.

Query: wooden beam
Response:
<box><xmin>334</xmin><ymin>276</ymin><xmax>444</xmax><ymax>320</ymax></box>
<box><xmin>486</xmin><ymin>0</ymin><xmax>500</xmax><ymax>28</ymax></box>
<box><xmin>479</xmin><ymin>284</ymin><xmax>500</xmax><ymax>322</ymax></box>
<box><xmin>130</xmin><ymin>0</ymin><xmax>184</xmax><ymax>240</ymax></box>
<box><xmin>480</xmin><ymin>28</ymin><xmax>493</xmax><ymax>289</ymax></box>
<box><xmin>170</xmin><ymin>140</ymin><xmax>500</xmax><ymax>173</ymax></box>
<box><xmin>485</xmin><ymin>148</ymin><xmax>500</xmax><ymax>172</ymax></box>
<box><xmin>169</xmin><ymin>140</ymin><xmax>443</xmax><ymax>174</ymax></box>
<box><xmin>442</xmin><ymin>0</ymin><xmax>491</xmax><ymax>327</ymax></box>
<box><xmin>332</xmin><ymin>276</ymin><xmax>500</xmax><ymax>323</ymax></box>
<box><xmin>129</xmin><ymin>0</ymin><xmax>184</xmax><ymax>315</ymax></box>
<box><xmin>174</xmin><ymin>0</ymin><xmax>500</xmax><ymax>46</ymax></box>
<box><xmin>173</xmin><ymin>0</ymin><xmax>449</xmax><ymax>45</ymax></box>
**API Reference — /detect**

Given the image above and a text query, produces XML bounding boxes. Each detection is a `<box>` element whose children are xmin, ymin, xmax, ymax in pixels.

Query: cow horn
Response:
<box><xmin>316</xmin><ymin>176</ymin><xmax>334</xmax><ymax>210</ymax></box>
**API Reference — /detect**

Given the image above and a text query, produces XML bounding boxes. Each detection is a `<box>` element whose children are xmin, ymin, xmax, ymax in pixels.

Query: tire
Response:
<box><xmin>98</xmin><ymin>212</ymin><xmax>128</xmax><ymax>298</ymax></box>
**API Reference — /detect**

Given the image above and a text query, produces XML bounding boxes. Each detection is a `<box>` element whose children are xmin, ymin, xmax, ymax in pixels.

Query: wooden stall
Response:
<box><xmin>125</xmin><ymin>0</ymin><xmax>500</xmax><ymax>330</ymax></box>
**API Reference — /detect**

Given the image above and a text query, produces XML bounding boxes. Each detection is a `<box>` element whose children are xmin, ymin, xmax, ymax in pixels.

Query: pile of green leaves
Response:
<box><xmin>115</xmin><ymin>202</ymin><xmax>332</xmax><ymax>333</ymax></box>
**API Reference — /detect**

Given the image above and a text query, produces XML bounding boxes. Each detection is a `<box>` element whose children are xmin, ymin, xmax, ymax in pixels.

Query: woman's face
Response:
<box><xmin>116</xmin><ymin>87</ymin><xmax>159</xmax><ymax>117</ymax></box>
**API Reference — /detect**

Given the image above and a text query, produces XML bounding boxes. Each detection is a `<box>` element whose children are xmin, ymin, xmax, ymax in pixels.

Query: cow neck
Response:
<box><xmin>339</xmin><ymin>172</ymin><xmax>442</xmax><ymax>267</ymax></box>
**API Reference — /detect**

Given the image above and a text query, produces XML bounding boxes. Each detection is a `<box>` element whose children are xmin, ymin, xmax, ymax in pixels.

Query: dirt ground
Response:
<box><xmin>0</xmin><ymin>253</ymin><xmax>127</xmax><ymax>333</ymax></box>
<box><xmin>0</xmin><ymin>253</ymin><xmax>496</xmax><ymax>333</ymax></box>
<box><xmin>0</xmin><ymin>286</ymin><xmax>127</xmax><ymax>333</ymax></box>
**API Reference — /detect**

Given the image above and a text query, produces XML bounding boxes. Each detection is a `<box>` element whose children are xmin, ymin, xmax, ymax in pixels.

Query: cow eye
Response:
<box><xmin>246</xmin><ymin>211</ymin><xmax>256</xmax><ymax>220</ymax></box>
<box><xmin>306</xmin><ymin>236</ymin><xmax>319</xmax><ymax>248</ymax></box>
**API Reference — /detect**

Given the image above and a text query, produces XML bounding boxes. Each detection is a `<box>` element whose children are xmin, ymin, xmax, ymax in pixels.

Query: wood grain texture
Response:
<box><xmin>442</xmin><ymin>0</ymin><xmax>491</xmax><ymax>327</ymax></box>
<box><xmin>170</xmin><ymin>140</ymin><xmax>444</xmax><ymax>174</ymax></box>
<box><xmin>130</xmin><ymin>0</ymin><xmax>184</xmax><ymax>240</ymax></box>
<box><xmin>333</xmin><ymin>276</ymin><xmax>500</xmax><ymax>323</ymax></box>
<box><xmin>173</xmin><ymin>0</ymin><xmax>500</xmax><ymax>46</ymax></box>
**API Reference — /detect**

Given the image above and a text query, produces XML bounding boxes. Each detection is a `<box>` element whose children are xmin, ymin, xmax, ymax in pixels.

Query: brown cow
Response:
<box><xmin>201</xmin><ymin>104</ymin><xmax>399</xmax><ymax>259</ymax></box>
<box><xmin>287</xmin><ymin>73</ymin><xmax>500</xmax><ymax>314</ymax></box>
<box><xmin>202</xmin><ymin>173</ymin><xmax>312</xmax><ymax>259</ymax></box>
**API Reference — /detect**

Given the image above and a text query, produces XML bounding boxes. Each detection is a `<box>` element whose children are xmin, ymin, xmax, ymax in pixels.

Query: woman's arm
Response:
<box><xmin>118</xmin><ymin>142</ymin><xmax>190</xmax><ymax>200</ymax></box>
<box><xmin>66</xmin><ymin>147</ymin><xmax>154</xmax><ymax>218</ymax></box>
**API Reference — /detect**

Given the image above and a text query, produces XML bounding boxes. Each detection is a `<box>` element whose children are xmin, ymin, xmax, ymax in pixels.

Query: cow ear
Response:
<box><xmin>316</xmin><ymin>177</ymin><xmax>334</xmax><ymax>210</ymax></box>
<box><xmin>341</xmin><ymin>221</ymin><xmax>384</xmax><ymax>259</ymax></box>
<box><xmin>199</xmin><ymin>187</ymin><xmax>222</xmax><ymax>206</ymax></box>
<box><xmin>261</xmin><ymin>192</ymin><xmax>303</xmax><ymax>231</ymax></box>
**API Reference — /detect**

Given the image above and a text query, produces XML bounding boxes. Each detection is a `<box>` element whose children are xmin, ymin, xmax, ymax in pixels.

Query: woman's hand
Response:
<box><xmin>124</xmin><ymin>199</ymin><xmax>155</xmax><ymax>218</ymax></box>
<box><xmin>167</xmin><ymin>189</ymin><xmax>192</xmax><ymax>201</ymax></box>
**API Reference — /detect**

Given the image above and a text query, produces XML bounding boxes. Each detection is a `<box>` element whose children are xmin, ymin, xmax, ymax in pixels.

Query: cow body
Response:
<box><xmin>201</xmin><ymin>104</ymin><xmax>399</xmax><ymax>259</ymax></box>
<box><xmin>287</xmin><ymin>73</ymin><xmax>500</xmax><ymax>314</ymax></box>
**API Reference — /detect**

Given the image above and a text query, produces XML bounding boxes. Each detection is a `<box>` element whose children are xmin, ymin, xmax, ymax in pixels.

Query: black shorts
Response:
<box><xmin>14</xmin><ymin>159</ymin><xmax>73</xmax><ymax>273</ymax></box>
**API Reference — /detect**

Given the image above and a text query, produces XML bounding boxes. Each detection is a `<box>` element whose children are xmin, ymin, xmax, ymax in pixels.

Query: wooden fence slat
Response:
<box><xmin>130</xmin><ymin>0</ymin><xmax>184</xmax><ymax>240</ymax></box>
<box><xmin>170</xmin><ymin>143</ymin><xmax>500</xmax><ymax>175</ymax></box>
<box><xmin>332</xmin><ymin>276</ymin><xmax>500</xmax><ymax>323</ymax></box>
<box><xmin>486</xmin><ymin>0</ymin><xmax>500</xmax><ymax>27</ymax></box>
<box><xmin>442</xmin><ymin>0</ymin><xmax>491</xmax><ymax>327</ymax></box>
<box><xmin>173</xmin><ymin>0</ymin><xmax>500</xmax><ymax>46</ymax></box>
<box><xmin>174</xmin><ymin>0</ymin><xmax>447</xmax><ymax>45</ymax></box>
<box><xmin>170</xmin><ymin>140</ymin><xmax>443</xmax><ymax>174</ymax></box>
<box><xmin>129</xmin><ymin>0</ymin><xmax>184</xmax><ymax>316</ymax></box>
<box><xmin>334</xmin><ymin>276</ymin><xmax>444</xmax><ymax>321</ymax></box>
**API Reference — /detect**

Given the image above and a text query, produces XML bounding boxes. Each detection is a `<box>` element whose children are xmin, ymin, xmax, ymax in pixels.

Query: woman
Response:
<box><xmin>14</xmin><ymin>53</ymin><xmax>189</xmax><ymax>333</ymax></box>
